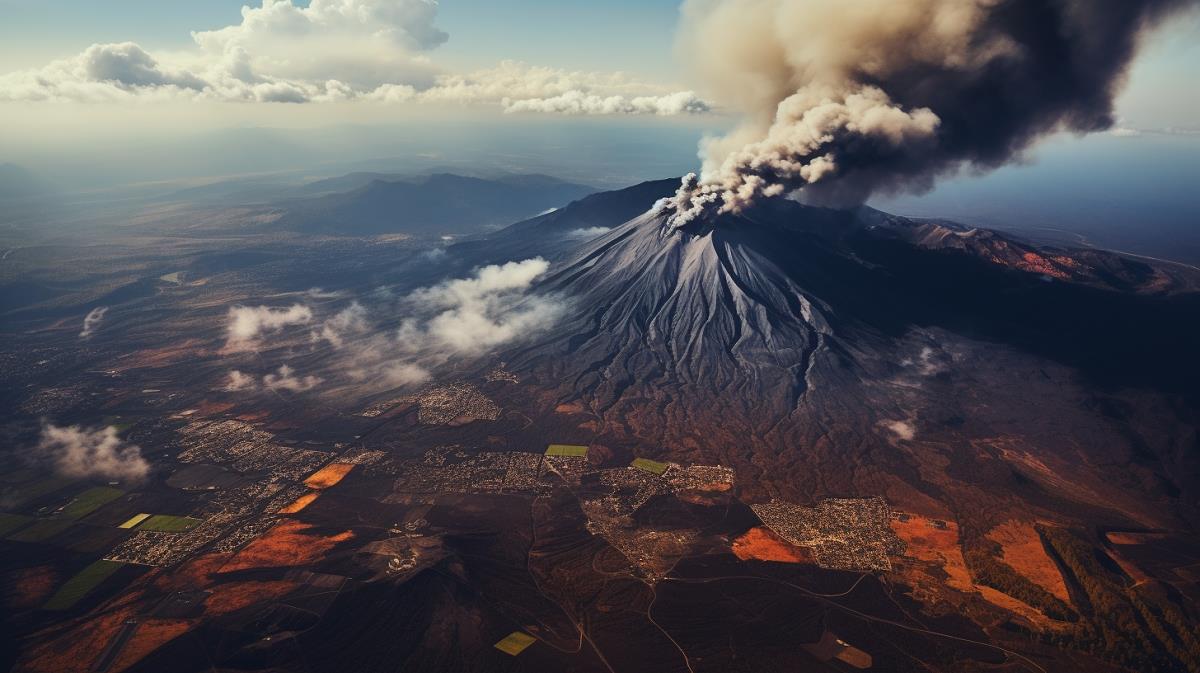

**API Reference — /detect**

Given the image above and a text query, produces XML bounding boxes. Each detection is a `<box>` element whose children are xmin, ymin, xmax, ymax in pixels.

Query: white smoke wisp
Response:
<box><xmin>224</xmin><ymin>304</ymin><xmax>313</xmax><ymax>351</ymax></box>
<box><xmin>79</xmin><ymin>306</ymin><xmax>109</xmax><ymax>338</ymax></box>
<box><xmin>661</xmin><ymin>0</ymin><xmax>1195</xmax><ymax>225</ymax></box>
<box><xmin>36</xmin><ymin>422</ymin><xmax>150</xmax><ymax>481</ymax></box>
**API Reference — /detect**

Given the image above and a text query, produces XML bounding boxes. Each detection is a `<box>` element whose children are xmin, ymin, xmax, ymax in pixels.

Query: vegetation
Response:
<box><xmin>493</xmin><ymin>631</ymin><xmax>537</xmax><ymax>656</ymax></box>
<box><xmin>546</xmin><ymin>444</ymin><xmax>588</xmax><ymax>457</ymax></box>
<box><xmin>1038</xmin><ymin>525</ymin><xmax>1200</xmax><ymax>673</ymax></box>
<box><xmin>0</xmin><ymin>512</ymin><xmax>33</xmax><ymax>536</ymax></box>
<box><xmin>631</xmin><ymin>458</ymin><xmax>669</xmax><ymax>475</ymax></box>
<box><xmin>138</xmin><ymin>514</ymin><xmax>201</xmax><ymax>533</ymax></box>
<box><xmin>7</xmin><ymin>519</ymin><xmax>74</xmax><ymax>543</ymax></box>
<box><xmin>43</xmin><ymin>560</ymin><xmax>125</xmax><ymax>611</ymax></box>
<box><xmin>960</xmin><ymin>535</ymin><xmax>1076</xmax><ymax>622</ymax></box>
<box><xmin>61</xmin><ymin>487</ymin><xmax>125</xmax><ymax>519</ymax></box>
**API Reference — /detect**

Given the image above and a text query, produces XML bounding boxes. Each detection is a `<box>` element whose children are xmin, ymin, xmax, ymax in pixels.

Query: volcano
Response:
<box><xmin>486</xmin><ymin>187</ymin><xmax>1200</xmax><ymax>513</ymax></box>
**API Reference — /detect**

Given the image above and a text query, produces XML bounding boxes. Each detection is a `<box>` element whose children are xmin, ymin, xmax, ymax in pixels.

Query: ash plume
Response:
<box><xmin>663</xmin><ymin>0</ymin><xmax>1196</xmax><ymax>224</ymax></box>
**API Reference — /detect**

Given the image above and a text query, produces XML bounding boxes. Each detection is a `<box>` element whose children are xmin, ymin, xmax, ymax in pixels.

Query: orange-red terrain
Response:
<box><xmin>731</xmin><ymin>526</ymin><xmax>811</xmax><ymax>563</ymax></box>
<box><xmin>223</xmin><ymin>520</ymin><xmax>354</xmax><ymax>572</ymax></box>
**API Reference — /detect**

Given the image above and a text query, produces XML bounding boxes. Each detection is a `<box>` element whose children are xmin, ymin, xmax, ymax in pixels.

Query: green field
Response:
<box><xmin>7</xmin><ymin>518</ymin><xmax>75</xmax><ymax>543</ymax></box>
<box><xmin>631</xmin><ymin>458</ymin><xmax>670</xmax><ymax>475</ymax></box>
<box><xmin>494</xmin><ymin>631</ymin><xmax>537</xmax><ymax>656</ymax></box>
<box><xmin>0</xmin><ymin>513</ymin><xmax>33</xmax><ymax>536</ymax></box>
<box><xmin>0</xmin><ymin>467</ymin><xmax>40</xmax><ymax>484</ymax></box>
<box><xmin>546</xmin><ymin>444</ymin><xmax>588</xmax><ymax>457</ymax></box>
<box><xmin>61</xmin><ymin>487</ymin><xmax>125</xmax><ymax>519</ymax></box>
<box><xmin>3</xmin><ymin>477</ymin><xmax>74</xmax><ymax>507</ymax></box>
<box><xmin>138</xmin><ymin>514</ymin><xmax>202</xmax><ymax>533</ymax></box>
<box><xmin>42</xmin><ymin>560</ymin><xmax>126</xmax><ymax>611</ymax></box>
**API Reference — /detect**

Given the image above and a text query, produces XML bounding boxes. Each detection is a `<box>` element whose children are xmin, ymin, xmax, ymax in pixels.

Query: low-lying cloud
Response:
<box><xmin>263</xmin><ymin>364</ymin><xmax>322</xmax><ymax>392</ymax></box>
<box><xmin>564</xmin><ymin>227</ymin><xmax>612</xmax><ymax>240</ymax></box>
<box><xmin>225</xmin><ymin>303</ymin><xmax>313</xmax><ymax>351</ymax></box>
<box><xmin>215</xmin><ymin>259</ymin><xmax>559</xmax><ymax>395</ymax></box>
<box><xmin>402</xmin><ymin>257</ymin><xmax>562</xmax><ymax>354</ymax></box>
<box><xmin>79</xmin><ymin>306</ymin><xmax>108</xmax><ymax>338</ymax></box>
<box><xmin>36</xmin><ymin>422</ymin><xmax>149</xmax><ymax>481</ymax></box>
<box><xmin>223</xmin><ymin>365</ymin><xmax>322</xmax><ymax>392</ymax></box>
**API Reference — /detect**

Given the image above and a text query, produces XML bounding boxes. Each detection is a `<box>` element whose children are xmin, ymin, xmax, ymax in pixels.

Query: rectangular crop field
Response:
<box><xmin>631</xmin><ymin>458</ymin><xmax>669</xmax><ymax>475</ymax></box>
<box><xmin>61</xmin><ymin>487</ymin><xmax>125</xmax><ymax>519</ymax></box>
<box><xmin>494</xmin><ymin>631</ymin><xmax>536</xmax><ymax>656</ymax></box>
<box><xmin>7</xmin><ymin>518</ymin><xmax>75</xmax><ymax>543</ymax></box>
<box><xmin>5</xmin><ymin>477</ymin><xmax>74</xmax><ymax>508</ymax></box>
<box><xmin>138</xmin><ymin>515</ymin><xmax>202</xmax><ymax>533</ymax></box>
<box><xmin>0</xmin><ymin>513</ymin><xmax>33</xmax><ymax>536</ymax></box>
<box><xmin>43</xmin><ymin>560</ymin><xmax>126</xmax><ymax>611</ymax></box>
<box><xmin>118</xmin><ymin>513</ymin><xmax>152</xmax><ymax>529</ymax></box>
<box><xmin>546</xmin><ymin>444</ymin><xmax>588</xmax><ymax>457</ymax></box>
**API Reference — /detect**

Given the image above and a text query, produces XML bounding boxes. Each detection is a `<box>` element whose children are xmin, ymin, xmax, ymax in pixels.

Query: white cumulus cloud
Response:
<box><xmin>36</xmin><ymin>422</ymin><xmax>150</xmax><ymax>481</ymax></box>
<box><xmin>225</xmin><ymin>303</ymin><xmax>313</xmax><ymax>351</ymax></box>
<box><xmin>0</xmin><ymin>6</ymin><xmax>709</xmax><ymax>115</ymax></box>
<box><xmin>263</xmin><ymin>364</ymin><xmax>322</xmax><ymax>392</ymax></box>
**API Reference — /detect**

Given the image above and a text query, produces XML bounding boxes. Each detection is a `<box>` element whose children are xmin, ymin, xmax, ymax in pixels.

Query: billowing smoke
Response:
<box><xmin>662</xmin><ymin>0</ymin><xmax>1196</xmax><ymax>224</ymax></box>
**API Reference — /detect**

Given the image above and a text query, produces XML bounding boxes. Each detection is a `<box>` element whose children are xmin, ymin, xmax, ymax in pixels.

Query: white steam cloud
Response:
<box><xmin>79</xmin><ymin>306</ymin><xmax>109</xmax><ymax>338</ymax></box>
<box><xmin>225</xmin><ymin>303</ymin><xmax>313</xmax><ymax>351</ymax></box>
<box><xmin>36</xmin><ymin>422</ymin><xmax>149</xmax><ymax>481</ymax></box>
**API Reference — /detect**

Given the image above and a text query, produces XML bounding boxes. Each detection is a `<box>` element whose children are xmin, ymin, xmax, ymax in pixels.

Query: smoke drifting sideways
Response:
<box><xmin>660</xmin><ymin>0</ymin><xmax>1198</xmax><ymax>227</ymax></box>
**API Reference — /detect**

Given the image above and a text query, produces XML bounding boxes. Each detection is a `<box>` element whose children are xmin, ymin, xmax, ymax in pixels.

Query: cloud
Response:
<box><xmin>79</xmin><ymin>306</ymin><xmax>108</xmax><ymax>338</ymax></box>
<box><xmin>504</xmin><ymin>89</ymin><xmax>709</xmax><ymax>116</ymax></box>
<box><xmin>403</xmin><ymin>257</ymin><xmax>562</xmax><ymax>354</ymax></box>
<box><xmin>0</xmin><ymin>6</ymin><xmax>707</xmax><ymax>115</ymax></box>
<box><xmin>36</xmin><ymin>422</ymin><xmax>149</xmax><ymax>481</ymax></box>
<box><xmin>263</xmin><ymin>364</ymin><xmax>322</xmax><ymax>392</ymax></box>
<box><xmin>311</xmin><ymin>301</ymin><xmax>369</xmax><ymax>348</ymax></box>
<box><xmin>223</xmin><ymin>369</ymin><xmax>258</xmax><ymax>391</ymax></box>
<box><xmin>225</xmin><ymin>303</ymin><xmax>313</xmax><ymax>351</ymax></box>
<box><xmin>191</xmin><ymin>0</ymin><xmax>446</xmax><ymax>91</ymax></box>
<box><xmin>564</xmin><ymin>227</ymin><xmax>612</xmax><ymax>239</ymax></box>
<box><xmin>302</xmin><ymin>259</ymin><xmax>557</xmax><ymax>392</ymax></box>
<box><xmin>882</xmin><ymin>420</ymin><xmax>916</xmax><ymax>441</ymax></box>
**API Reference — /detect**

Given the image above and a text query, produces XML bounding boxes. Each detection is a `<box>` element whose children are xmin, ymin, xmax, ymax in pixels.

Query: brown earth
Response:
<box><xmin>731</xmin><ymin>527</ymin><xmax>811</xmax><ymax>563</ymax></box>
<box><xmin>110</xmin><ymin>619</ymin><xmax>194</xmax><ymax>672</ymax></box>
<box><xmin>5</xmin><ymin>565</ymin><xmax>57</xmax><ymax>610</ymax></box>
<box><xmin>221</xmin><ymin>520</ymin><xmax>353</xmax><ymax>572</ymax></box>
<box><xmin>303</xmin><ymin>463</ymin><xmax>355</xmax><ymax>489</ymax></box>
<box><xmin>987</xmin><ymin>520</ymin><xmax>1071</xmax><ymax>602</ymax></box>
<box><xmin>278</xmin><ymin>491</ymin><xmax>320</xmax><ymax>514</ymax></box>
<box><xmin>203</xmin><ymin>580</ymin><xmax>298</xmax><ymax>616</ymax></box>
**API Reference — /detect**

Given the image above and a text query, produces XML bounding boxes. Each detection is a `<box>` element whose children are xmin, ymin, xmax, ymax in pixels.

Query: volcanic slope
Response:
<box><xmin>499</xmin><ymin>197</ymin><xmax>1200</xmax><ymax>521</ymax></box>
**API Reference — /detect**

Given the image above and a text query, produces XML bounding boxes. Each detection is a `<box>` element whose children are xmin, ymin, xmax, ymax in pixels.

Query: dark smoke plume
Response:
<box><xmin>662</xmin><ymin>0</ymin><xmax>1197</xmax><ymax>225</ymax></box>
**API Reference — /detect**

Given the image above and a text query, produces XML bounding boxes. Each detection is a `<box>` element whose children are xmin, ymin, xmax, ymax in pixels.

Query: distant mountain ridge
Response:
<box><xmin>269</xmin><ymin>173</ymin><xmax>596</xmax><ymax>236</ymax></box>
